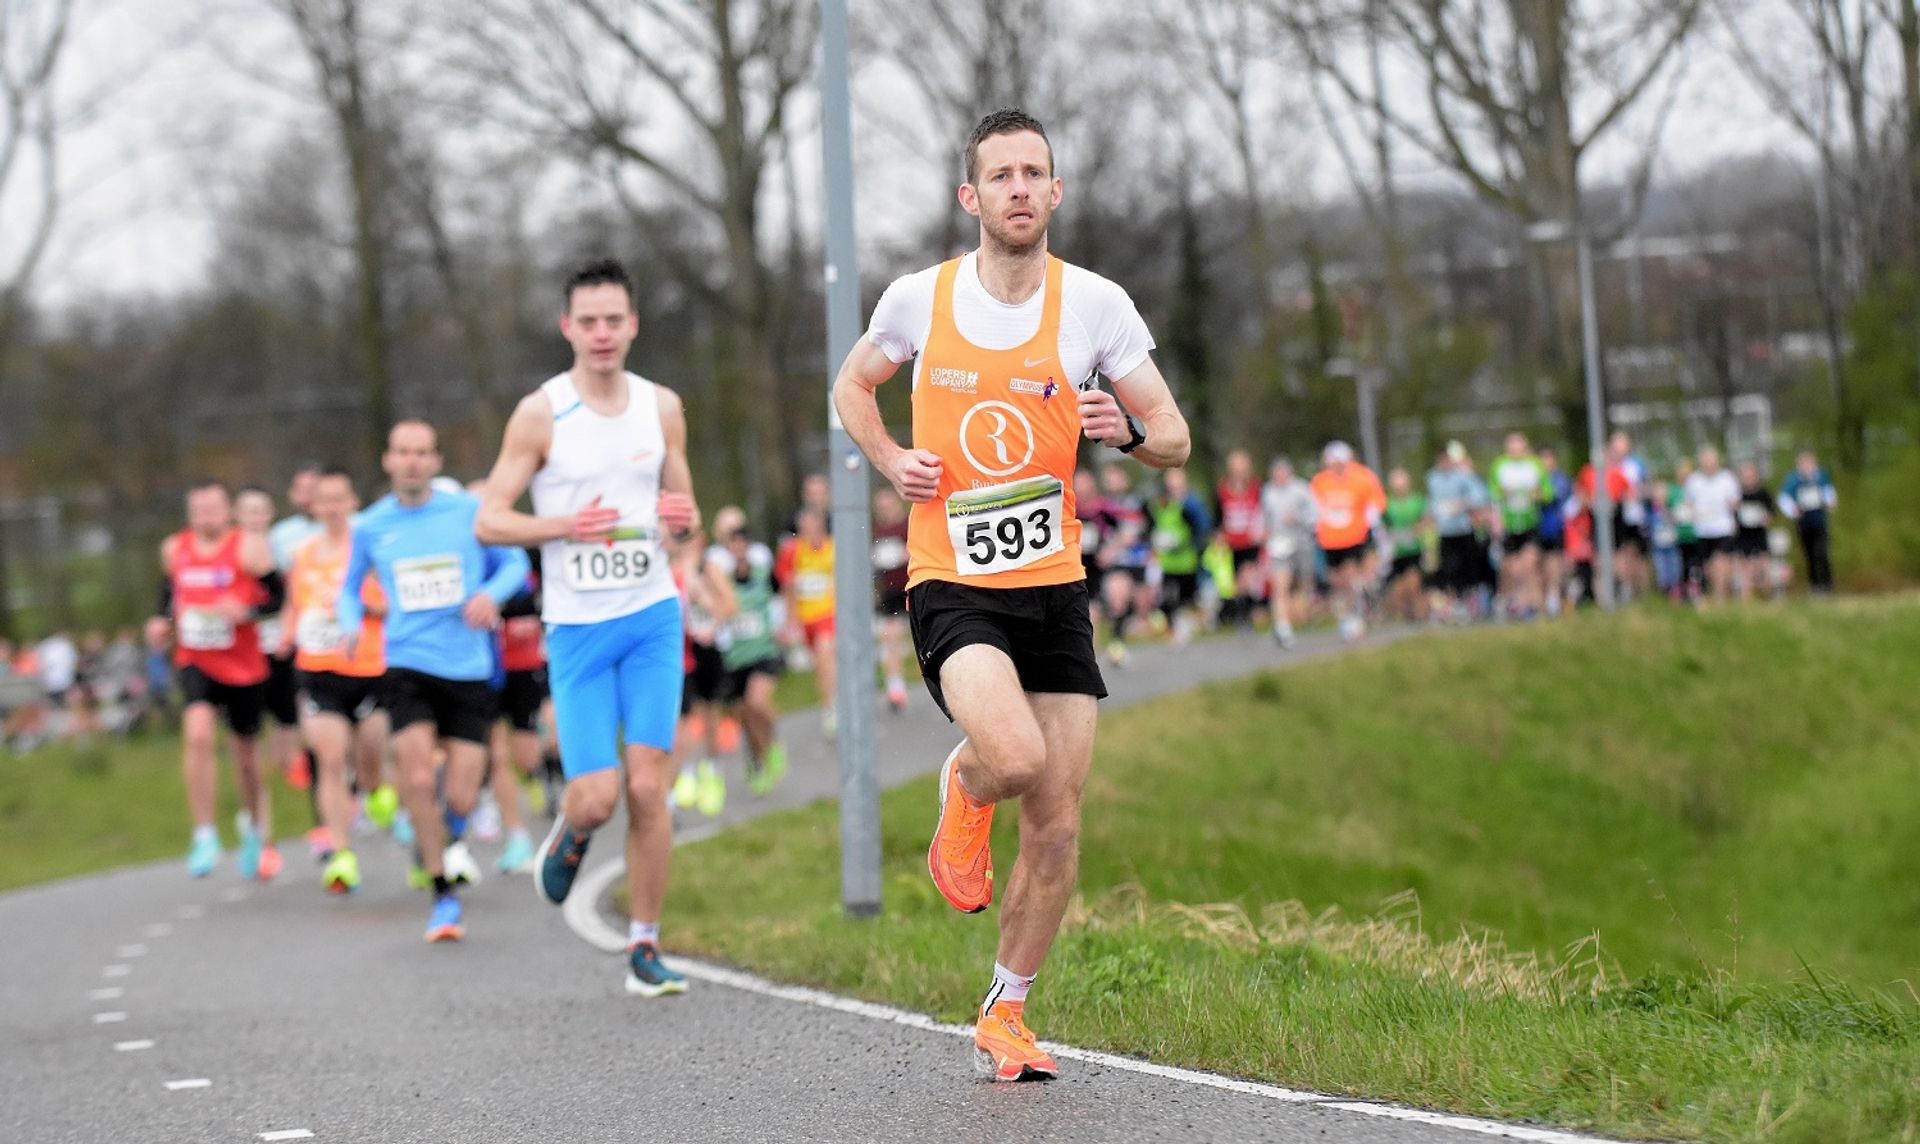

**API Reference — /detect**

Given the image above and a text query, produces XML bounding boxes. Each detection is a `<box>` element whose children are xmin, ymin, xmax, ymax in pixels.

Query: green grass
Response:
<box><xmin>0</xmin><ymin>732</ymin><xmax>318</xmax><ymax>892</ymax></box>
<box><xmin>667</xmin><ymin>597</ymin><xmax>1920</xmax><ymax>1143</ymax></box>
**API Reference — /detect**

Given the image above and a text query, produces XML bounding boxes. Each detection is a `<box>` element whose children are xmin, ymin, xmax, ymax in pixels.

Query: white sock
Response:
<box><xmin>192</xmin><ymin>824</ymin><xmax>217</xmax><ymax>845</ymax></box>
<box><xmin>981</xmin><ymin>962</ymin><xmax>1035</xmax><ymax>1016</ymax></box>
<box><xmin>628</xmin><ymin>919</ymin><xmax>660</xmax><ymax>948</ymax></box>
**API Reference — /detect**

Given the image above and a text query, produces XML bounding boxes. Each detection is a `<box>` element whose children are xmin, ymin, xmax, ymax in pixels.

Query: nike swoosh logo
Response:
<box><xmin>1023</xmin><ymin>356</ymin><xmax>1052</xmax><ymax>368</ymax></box>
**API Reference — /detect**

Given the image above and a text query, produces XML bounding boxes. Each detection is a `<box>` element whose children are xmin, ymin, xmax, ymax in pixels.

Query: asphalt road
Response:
<box><xmin>0</xmin><ymin>627</ymin><xmax>1607</xmax><ymax>1144</ymax></box>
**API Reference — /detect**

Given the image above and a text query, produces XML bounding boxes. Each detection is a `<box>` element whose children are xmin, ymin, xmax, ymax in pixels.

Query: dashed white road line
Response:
<box><xmin>144</xmin><ymin>922</ymin><xmax>174</xmax><ymax>938</ymax></box>
<box><xmin>102</xmin><ymin>964</ymin><xmax>131</xmax><ymax>978</ymax></box>
<box><xmin>164</xmin><ymin>1078</ymin><xmax>211</xmax><ymax>1091</ymax></box>
<box><xmin>177</xmin><ymin>904</ymin><xmax>206</xmax><ymax>920</ymax></box>
<box><xmin>258</xmin><ymin>1130</ymin><xmax>314</xmax><ymax>1141</ymax></box>
<box><xmin>92</xmin><ymin>1011</ymin><xmax>128</xmax><ymax>1024</ymax></box>
<box><xmin>113</xmin><ymin>1040</ymin><xmax>155</xmax><ymax>1052</ymax></box>
<box><xmin>116</xmin><ymin>943</ymin><xmax>148</xmax><ymax>958</ymax></box>
<box><xmin>88</xmin><ymin>987</ymin><xmax>124</xmax><ymax>1001</ymax></box>
<box><xmin>220</xmin><ymin>888</ymin><xmax>249</xmax><ymax>903</ymax></box>
<box><xmin>563</xmin><ymin>856</ymin><xmax>1623</xmax><ymax>1144</ymax></box>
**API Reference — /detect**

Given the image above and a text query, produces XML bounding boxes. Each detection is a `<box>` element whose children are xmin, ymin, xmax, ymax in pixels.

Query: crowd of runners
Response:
<box><xmin>1083</xmin><ymin>432</ymin><xmax>1842</xmax><ymax>652</ymax></box>
<box><xmin>85</xmin><ymin>108</ymin><xmax>1848</xmax><ymax>1087</ymax></box>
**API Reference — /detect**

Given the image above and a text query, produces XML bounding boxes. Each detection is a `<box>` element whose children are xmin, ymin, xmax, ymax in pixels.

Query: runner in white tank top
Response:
<box><xmin>530</xmin><ymin>371</ymin><xmax>679</xmax><ymax>625</ymax></box>
<box><xmin>476</xmin><ymin>259</ymin><xmax>701</xmax><ymax>997</ymax></box>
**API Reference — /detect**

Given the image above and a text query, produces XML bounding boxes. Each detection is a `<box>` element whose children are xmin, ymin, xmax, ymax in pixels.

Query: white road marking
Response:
<box><xmin>164</xmin><ymin>1078</ymin><xmax>211</xmax><ymax>1091</ymax></box>
<box><xmin>116</xmin><ymin>943</ymin><xmax>148</xmax><ymax>958</ymax></box>
<box><xmin>1322</xmin><ymin>1104</ymin><xmax>1614</xmax><ymax>1143</ymax></box>
<box><xmin>563</xmin><ymin>856</ymin><xmax>1624</xmax><ymax>1143</ymax></box>
<box><xmin>92</xmin><ymin>1011</ymin><xmax>128</xmax><ymax>1024</ymax></box>
<box><xmin>220</xmin><ymin>888</ymin><xmax>248</xmax><ymax>903</ymax></box>
<box><xmin>258</xmin><ymin>1131</ymin><xmax>314</xmax><ymax>1141</ymax></box>
<box><xmin>144</xmin><ymin>923</ymin><xmax>174</xmax><ymax>938</ymax></box>
<box><xmin>113</xmin><ymin>1040</ymin><xmax>155</xmax><ymax>1052</ymax></box>
<box><xmin>177</xmin><ymin>905</ymin><xmax>206</xmax><ymax>920</ymax></box>
<box><xmin>102</xmin><ymin>964</ymin><xmax>131</xmax><ymax>978</ymax></box>
<box><xmin>88</xmin><ymin>987</ymin><xmax>124</xmax><ymax>1001</ymax></box>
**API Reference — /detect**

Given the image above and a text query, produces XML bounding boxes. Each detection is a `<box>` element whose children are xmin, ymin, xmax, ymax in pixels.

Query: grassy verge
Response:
<box><xmin>668</xmin><ymin>598</ymin><xmax>1920</xmax><ymax>1142</ymax></box>
<box><xmin>0</xmin><ymin>733</ymin><xmax>318</xmax><ymax>891</ymax></box>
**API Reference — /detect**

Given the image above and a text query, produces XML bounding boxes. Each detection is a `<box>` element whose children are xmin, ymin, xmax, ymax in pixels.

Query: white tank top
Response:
<box><xmin>530</xmin><ymin>372</ymin><xmax>679</xmax><ymax>625</ymax></box>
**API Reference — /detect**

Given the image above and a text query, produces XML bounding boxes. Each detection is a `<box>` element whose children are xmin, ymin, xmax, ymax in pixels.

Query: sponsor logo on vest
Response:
<box><xmin>958</xmin><ymin>401</ymin><xmax>1036</xmax><ymax>479</ymax></box>
<box><xmin>1009</xmin><ymin>378</ymin><xmax>1047</xmax><ymax>396</ymax></box>
<box><xmin>930</xmin><ymin>367</ymin><xmax>979</xmax><ymax>394</ymax></box>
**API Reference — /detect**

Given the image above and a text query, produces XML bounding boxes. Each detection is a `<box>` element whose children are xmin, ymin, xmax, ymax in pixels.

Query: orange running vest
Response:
<box><xmin>907</xmin><ymin>256</ymin><xmax>1084</xmax><ymax>590</ymax></box>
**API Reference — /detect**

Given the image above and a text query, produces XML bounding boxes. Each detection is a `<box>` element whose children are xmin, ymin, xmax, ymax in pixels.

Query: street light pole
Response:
<box><xmin>819</xmin><ymin>0</ymin><xmax>881</xmax><ymax>918</ymax></box>
<box><xmin>1575</xmin><ymin>226</ymin><xmax>1615</xmax><ymax>610</ymax></box>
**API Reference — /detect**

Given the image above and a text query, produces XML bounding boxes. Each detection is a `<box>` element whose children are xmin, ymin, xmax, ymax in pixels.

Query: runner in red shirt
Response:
<box><xmin>159</xmin><ymin>478</ymin><xmax>278</xmax><ymax>880</ymax></box>
<box><xmin>1214</xmin><ymin>449</ymin><xmax>1266</xmax><ymax>629</ymax></box>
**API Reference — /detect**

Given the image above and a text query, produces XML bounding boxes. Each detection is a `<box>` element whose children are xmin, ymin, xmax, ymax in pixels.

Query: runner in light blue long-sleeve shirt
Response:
<box><xmin>336</xmin><ymin>420</ymin><xmax>530</xmax><ymax>943</ymax></box>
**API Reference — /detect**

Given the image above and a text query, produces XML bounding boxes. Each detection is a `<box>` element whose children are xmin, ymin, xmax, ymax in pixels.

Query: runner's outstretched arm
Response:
<box><xmin>832</xmin><ymin>340</ymin><xmax>941</xmax><ymax>502</ymax></box>
<box><xmin>654</xmin><ymin>387</ymin><xmax>698</xmax><ymax>535</ymax></box>
<box><xmin>1091</xmin><ymin>357</ymin><xmax>1190</xmax><ymax>469</ymax></box>
<box><xmin>334</xmin><ymin>525</ymin><xmax>371</xmax><ymax>638</ymax></box>
<box><xmin>476</xmin><ymin>393</ymin><xmax>588</xmax><ymax>548</ymax></box>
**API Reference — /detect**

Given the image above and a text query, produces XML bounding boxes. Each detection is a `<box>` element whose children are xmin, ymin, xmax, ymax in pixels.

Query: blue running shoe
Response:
<box><xmin>425</xmin><ymin>894</ymin><xmax>464</xmax><ymax>943</ymax></box>
<box><xmin>535</xmin><ymin>816</ymin><xmax>590</xmax><ymax>906</ymax></box>
<box><xmin>236</xmin><ymin>813</ymin><xmax>263</xmax><ymax>881</ymax></box>
<box><xmin>186</xmin><ymin>832</ymin><xmax>220</xmax><ymax>878</ymax></box>
<box><xmin>391</xmin><ymin>808</ymin><xmax>416</xmax><ymax>847</ymax></box>
<box><xmin>624</xmin><ymin>941</ymin><xmax>688</xmax><ymax>997</ymax></box>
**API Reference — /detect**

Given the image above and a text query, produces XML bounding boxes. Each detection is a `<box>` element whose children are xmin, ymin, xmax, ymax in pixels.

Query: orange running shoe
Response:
<box><xmin>285</xmin><ymin>756</ymin><xmax>311</xmax><ymax>791</ymax></box>
<box><xmin>927</xmin><ymin>745</ymin><xmax>993</xmax><ymax>913</ymax></box>
<box><xmin>255</xmin><ymin>844</ymin><xmax>283</xmax><ymax>882</ymax></box>
<box><xmin>715</xmin><ymin>716</ymin><xmax>742</xmax><ymax>755</ymax></box>
<box><xmin>975</xmin><ymin>1001</ymin><xmax>1058</xmax><ymax>1081</ymax></box>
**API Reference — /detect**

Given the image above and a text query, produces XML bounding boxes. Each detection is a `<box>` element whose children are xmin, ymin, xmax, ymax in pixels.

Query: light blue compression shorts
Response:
<box><xmin>545</xmin><ymin>596</ymin><xmax>684</xmax><ymax>778</ymax></box>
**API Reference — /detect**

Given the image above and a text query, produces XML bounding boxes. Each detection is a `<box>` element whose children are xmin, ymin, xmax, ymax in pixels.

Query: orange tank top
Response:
<box><xmin>289</xmin><ymin>532</ymin><xmax>386</xmax><ymax>677</ymax></box>
<box><xmin>907</xmin><ymin>256</ymin><xmax>1083</xmax><ymax>589</ymax></box>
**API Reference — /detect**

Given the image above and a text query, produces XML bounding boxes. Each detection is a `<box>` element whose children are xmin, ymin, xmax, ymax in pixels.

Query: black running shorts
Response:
<box><xmin>380</xmin><ymin>667</ymin><xmax>496</xmax><ymax>745</ymax></box>
<box><xmin>299</xmin><ymin>670</ymin><xmax>381</xmax><ymax>722</ymax></box>
<box><xmin>266</xmin><ymin>653</ymin><xmax>300</xmax><ymax>726</ymax></box>
<box><xmin>907</xmin><ymin>579</ymin><xmax>1106</xmax><ymax>721</ymax></box>
<box><xmin>1323</xmin><ymin>541</ymin><xmax>1370</xmax><ymax>569</ymax></box>
<box><xmin>1500</xmin><ymin>529</ymin><xmax>1539</xmax><ymax>556</ymax></box>
<box><xmin>502</xmin><ymin>667</ymin><xmax>548</xmax><ymax>732</ymax></box>
<box><xmin>179</xmin><ymin>665</ymin><xmax>266</xmax><ymax>738</ymax></box>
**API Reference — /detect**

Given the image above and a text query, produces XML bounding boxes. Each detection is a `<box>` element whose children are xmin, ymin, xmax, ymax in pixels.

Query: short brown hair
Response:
<box><xmin>964</xmin><ymin>108</ymin><xmax>1052</xmax><ymax>184</ymax></box>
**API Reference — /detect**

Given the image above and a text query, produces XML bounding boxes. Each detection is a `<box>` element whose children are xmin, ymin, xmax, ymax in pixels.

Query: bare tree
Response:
<box><xmin>0</xmin><ymin>0</ymin><xmax>78</xmax><ymax>638</ymax></box>
<box><xmin>262</xmin><ymin>0</ymin><xmax>402</xmax><ymax>467</ymax></box>
<box><xmin>455</xmin><ymin>0</ymin><xmax>817</xmax><ymax>508</ymax></box>
<box><xmin>1289</xmin><ymin>0</ymin><xmax>1705</xmax><ymax>401</ymax></box>
<box><xmin>0</xmin><ymin>0</ymin><xmax>74</xmax><ymax>361</ymax></box>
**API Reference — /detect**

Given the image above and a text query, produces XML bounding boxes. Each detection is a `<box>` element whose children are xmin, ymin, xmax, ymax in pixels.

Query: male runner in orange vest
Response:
<box><xmin>833</xmin><ymin>108</ymin><xmax>1191</xmax><ymax>1081</ymax></box>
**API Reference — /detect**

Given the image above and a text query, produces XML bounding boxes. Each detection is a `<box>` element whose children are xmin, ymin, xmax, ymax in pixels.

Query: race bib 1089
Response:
<box><xmin>947</xmin><ymin>476</ymin><xmax>1064</xmax><ymax>577</ymax></box>
<box><xmin>562</xmin><ymin>532</ymin><xmax>656</xmax><ymax>592</ymax></box>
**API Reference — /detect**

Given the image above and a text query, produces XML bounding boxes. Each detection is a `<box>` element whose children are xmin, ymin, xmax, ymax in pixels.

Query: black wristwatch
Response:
<box><xmin>1115</xmin><ymin>418</ymin><xmax>1146</xmax><ymax>454</ymax></box>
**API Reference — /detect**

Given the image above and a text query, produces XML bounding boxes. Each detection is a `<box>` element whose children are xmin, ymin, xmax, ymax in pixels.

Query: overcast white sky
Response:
<box><xmin>7</xmin><ymin>1</ymin><xmax>1815</xmax><ymax>311</ymax></box>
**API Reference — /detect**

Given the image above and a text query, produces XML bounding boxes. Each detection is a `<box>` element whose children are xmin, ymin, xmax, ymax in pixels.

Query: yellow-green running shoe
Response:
<box><xmin>748</xmin><ymin>743</ymin><xmax>789</xmax><ymax>797</ymax></box>
<box><xmin>695</xmin><ymin>759</ymin><xmax>726</xmax><ymax>817</ymax></box>
<box><xmin>365</xmin><ymin>784</ymin><xmax>400</xmax><ymax>830</ymax></box>
<box><xmin>323</xmin><ymin>849</ymin><xmax>361</xmax><ymax>894</ymax></box>
<box><xmin>671</xmin><ymin>768</ymin><xmax>698</xmax><ymax>809</ymax></box>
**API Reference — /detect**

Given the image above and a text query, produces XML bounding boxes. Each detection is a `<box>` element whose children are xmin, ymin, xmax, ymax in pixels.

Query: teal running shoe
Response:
<box><xmin>186</xmin><ymin>832</ymin><xmax>220</xmax><ymax>878</ymax></box>
<box><xmin>391</xmin><ymin>808</ymin><xmax>415</xmax><ymax>847</ymax></box>
<box><xmin>535</xmin><ymin>816</ymin><xmax>590</xmax><ymax>905</ymax></box>
<box><xmin>497</xmin><ymin>831</ymin><xmax>535</xmax><ymax>874</ymax></box>
<box><xmin>624</xmin><ymin>941</ymin><xmax>688</xmax><ymax>997</ymax></box>
<box><xmin>236</xmin><ymin>813</ymin><xmax>263</xmax><ymax>881</ymax></box>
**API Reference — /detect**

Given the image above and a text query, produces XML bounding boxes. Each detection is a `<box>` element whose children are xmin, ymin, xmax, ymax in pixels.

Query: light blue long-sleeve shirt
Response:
<box><xmin>337</xmin><ymin>490</ymin><xmax>530</xmax><ymax>682</ymax></box>
<box><xmin>1425</xmin><ymin>468</ymin><xmax>1488</xmax><ymax>537</ymax></box>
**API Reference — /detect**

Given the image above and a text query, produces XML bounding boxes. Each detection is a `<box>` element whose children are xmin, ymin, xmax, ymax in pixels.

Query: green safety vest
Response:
<box><xmin>1149</xmin><ymin>498</ymin><xmax>1199</xmax><ymax>575</ymax></box>
<box><xmin>723</xmin><ymin>562</ymin><xmax>779</xmax><ymax>671</ymax></box>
